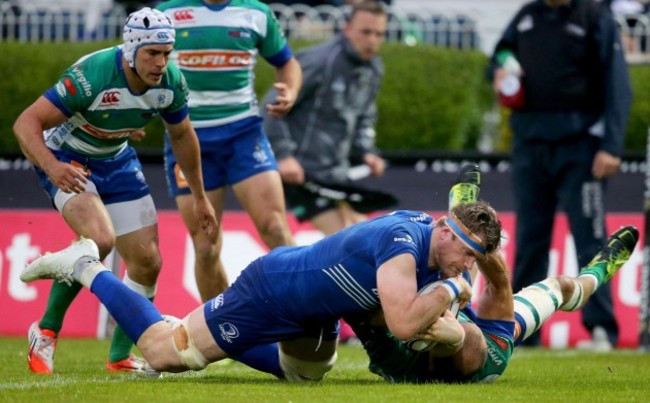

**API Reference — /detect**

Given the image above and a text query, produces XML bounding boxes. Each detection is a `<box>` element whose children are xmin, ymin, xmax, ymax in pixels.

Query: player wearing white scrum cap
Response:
<box><xmin>122</xmin><ymin>7</ymin><xmax>175</xmax><ymax>69</ymax></box>
<box><xmin>13</xmin><ymin>6</ymin><xmax>216</xmax><ymax>376</ymax></box>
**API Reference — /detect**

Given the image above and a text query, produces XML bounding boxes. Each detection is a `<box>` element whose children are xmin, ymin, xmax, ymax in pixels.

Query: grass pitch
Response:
<box><xmin>1</xmin><ymin>337</ymin><xmax>649</xmax><ymax>402</ymax></box>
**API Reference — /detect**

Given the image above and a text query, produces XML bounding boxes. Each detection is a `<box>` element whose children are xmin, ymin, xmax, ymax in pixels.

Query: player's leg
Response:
<box><xmin>108</xmin><ymin>218</ymin><xmax>161</xmax><ymax>372</ymax></box>
<box><xmin>233</xmin><ymin>171</ymin><xmax>295</xmax><ymax>248</ymax></box>
<box><xmin>29</xmin><ymin>186</ymin><xmax>116</xmax><ymax>374</ymax></box>
<box><xmin>175</xmin><ymin>189</ymin><xmax>228</xmax><ymax>301</ymax></box>
<box><xmin>561</xmin><ymin>225</ymin><xmax>639</xmax><ymax>311</ymax></box>
<box><xmin>513</xmin><ymin>226</ymin><xmax>638</xmax><ymax>344</ymax></box>
<box><xmin>21</xmin><ymin>239</ymin><xmax>228</xmax><ymax>373</ymax></box>
<box><xmin>230</xmin><ymin>126</ymin><xmax>295</xmax><ymax>249</ymax></box>
<box><xmin>278</xmin><ymin>321</ymin><xmax>339</xmax><ymax>382</ymax></box>
<box><xmin>165</xmin><ymin>129</ymin><xmax>228</xmax><ymax>302</ymax></box>
<box><xmin>93</xmin><ymin>148</ymin><xmax>164</xmax><ymax>372</ymax></box>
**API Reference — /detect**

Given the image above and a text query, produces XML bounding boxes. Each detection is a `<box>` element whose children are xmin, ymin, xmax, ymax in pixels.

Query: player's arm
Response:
<box><xmin>13</xmin><ymin>96</ymin><xmax>87</xmax><ymax>193</ymax></box>
<box><xmin>164</xmin><ymin>117</ymin><xmax>217</xmax><ymax>240</ymax></box>
<box><xmin>474</xmin><ymin>252</ymin><xmax>514</xmax><ymax>321</ymax></box>
<box><xmin>377</xmin><ymin>254</ymin><xmax>467</xmax><ymax>340</ymax></box>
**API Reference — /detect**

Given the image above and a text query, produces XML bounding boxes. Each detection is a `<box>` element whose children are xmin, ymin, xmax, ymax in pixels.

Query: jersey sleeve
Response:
<box><xmin>258</xmin><ymin>6</ymin><xmax>292</xmax><ymax>66</ymax></box>
<box><xmin>372</xmin><ymin>223</ymin><xmax>423</xmax><ymax>268</ymax></box>
<box><xmin>44</xmin><ymin>68</ymin><xmax>95</xmax><ymax>117</ymax></box>
<box><xmin>160</xmin><ymin>64</ymin><xmax>190</xmax><ymax>124</ymax></box>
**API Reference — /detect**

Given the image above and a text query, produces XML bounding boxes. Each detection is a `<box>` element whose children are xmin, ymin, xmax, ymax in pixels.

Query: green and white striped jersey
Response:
<box><xmin>157</xmin><ymin>0</ymin><xmax>290</xmax><ymax>128</ymax></box>
<box><xmin>44</xmin><ymin>46</ymin><xmax>189</xmax><ymax>158</ymax></box>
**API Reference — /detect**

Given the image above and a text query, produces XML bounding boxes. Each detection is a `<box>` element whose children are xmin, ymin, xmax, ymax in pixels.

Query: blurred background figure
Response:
<box><xmin>488</xmin><ymin>0</ymin><xmax>632</xmax><ymax>350</ymax></box>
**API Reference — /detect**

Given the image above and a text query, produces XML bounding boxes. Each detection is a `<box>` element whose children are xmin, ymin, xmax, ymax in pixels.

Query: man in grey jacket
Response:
<box><xmin>262</xmin><ymin>0</ymin><xmax>388</xmax><ymax>236</ymax></box>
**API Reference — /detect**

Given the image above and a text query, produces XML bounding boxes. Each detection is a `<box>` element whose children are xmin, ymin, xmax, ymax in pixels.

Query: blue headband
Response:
<box><xmin>446</xmin><ymin>215</ymin><xmax>486</xmax><ymax>256</ymax></box>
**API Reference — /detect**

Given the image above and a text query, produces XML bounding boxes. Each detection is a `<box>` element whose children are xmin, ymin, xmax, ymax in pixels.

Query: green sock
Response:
<box><xmin>39</xmin><ymin>280</ymin><xmax>83</xmax><ymax>335</ymax></box>
<box><xmin>108</xmin><ymin>297</ymin><xmax>154</xmax><ymax>363</ymax></box>
<box><xmin>579</xmin><ymin>263</ymin><xmax>606</xmax><ymax>289</ymax></box>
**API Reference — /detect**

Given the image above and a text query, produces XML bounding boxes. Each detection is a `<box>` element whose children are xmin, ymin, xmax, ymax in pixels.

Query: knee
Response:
<box><xmin>279</xmin><ymin>350</ymin><xmax>337</xmax><ymax>382</ymax></box>
<box><xmin>93</xmin><ymin>234</ymin><xmax>116</xmax><ymax>259</ymax></box>
<box><xmin>257</xmin><ymin>214</ymin><xmax>292</xmax><ymax>246</ymax></box>
<box><xmin>128</xmin><ymin>243</ymin><xmax>163</xmax><ymax>282</ymax></box>
<box><xmin>192</xmin><ymin>233</ymin><xmax>222</xmax><ymax>262</ymax></box>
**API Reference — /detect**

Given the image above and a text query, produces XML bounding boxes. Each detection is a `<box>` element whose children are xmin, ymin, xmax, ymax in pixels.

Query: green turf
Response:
<box><xmin>1</xmin><ymin>337</ymin><xmax>649</xmax><ymax>402</ymax></box>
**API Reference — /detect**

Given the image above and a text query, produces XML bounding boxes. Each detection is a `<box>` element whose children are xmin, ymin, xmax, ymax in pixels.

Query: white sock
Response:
<box><xmin>72</xmin><ymin>258</ymin><xmax>108</xmax><ymax>288</ymax></box>
<box><xmin>123</xmin><ymin>272</ymin><xmax>157</xmax><ymax>299</ymax></box>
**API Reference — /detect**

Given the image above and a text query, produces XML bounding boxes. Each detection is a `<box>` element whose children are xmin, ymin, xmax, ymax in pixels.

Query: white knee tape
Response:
<box><xmin>279</xmin><ymin>350</ymin><xmax>337</xmax><ymax>382</ymax></box>
<box><xmin>513</xmin><ymin>279</ymin><xmax>563</xmax><ymax>340</ymax></box>
<box><xmin>560</xmin><ymin>280</ymin><xmax>585</xmax><ymax>312</ymax></box>
<box><xmin>172</xmin><ymin>317</ymin><xmax>209</xmax><ymax>371</ymax></box>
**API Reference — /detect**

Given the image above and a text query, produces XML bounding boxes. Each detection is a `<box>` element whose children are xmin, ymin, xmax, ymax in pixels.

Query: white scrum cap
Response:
<box><xmin>122</xmin><ymin>7</ymin><xmax>175</xmax><ymax>68</ymax></box>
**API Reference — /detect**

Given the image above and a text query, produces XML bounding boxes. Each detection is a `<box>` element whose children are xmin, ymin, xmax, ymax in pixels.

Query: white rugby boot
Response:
<box><xmin>20</xmin><ymin>237</ymin><xmax>99</xmax><ymax>285</ymax></box>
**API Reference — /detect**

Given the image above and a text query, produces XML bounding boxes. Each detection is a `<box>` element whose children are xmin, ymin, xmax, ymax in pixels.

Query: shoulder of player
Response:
<box><xmin>61</xmin><ymin>47</ymin><xmax>120</xmax><ymax>97</ymax></box>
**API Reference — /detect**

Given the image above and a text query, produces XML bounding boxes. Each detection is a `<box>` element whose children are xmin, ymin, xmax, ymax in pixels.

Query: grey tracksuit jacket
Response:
<box><xmin>262</xmin><ymin>34</ymin><xmax>383</xmax><ymax>183</ymax></box>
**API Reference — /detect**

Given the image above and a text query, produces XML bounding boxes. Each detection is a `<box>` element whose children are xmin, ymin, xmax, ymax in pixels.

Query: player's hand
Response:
<box><xmin>278</xmin><ymin>156</ymin><xmax>305</xmax><ymax>184</ymax></box>
<box><xmin>265</xmin><ymin>83</ymin><xmax>296</xmax><ymax>118</ymax></box>
<box><xmin>194</xmin><ymin>197</ymin><xmax>218</xmax><ymax>242</ymax></box>
<box><xmin>364</xmin><ymin>153</ymin><xmax>386</xmax><ymax>177</ymax></box>
<box><xmin>414</xmin><ymin>310</ymin><xmax>463</xmax><ymax>343</ymax></box>
<box><xmin>592</xmin><ymin>150</ymin><xmax>621</xmax><ymax>179</ymax></box>
<box><xmin>129</xmin><ymin>128</ymin><xmax>147</xmax><ymax>142</ymax></box>
<box><xmin>45</xmin><ymin>160</ymin><xmax>88</xmax><ymax>194</ymax></box>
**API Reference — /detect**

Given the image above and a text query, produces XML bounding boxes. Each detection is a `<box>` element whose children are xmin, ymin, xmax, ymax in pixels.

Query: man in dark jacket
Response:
<box><xmin>488</xmin><ymin>0</ymin><xmax>632</xmax><ymax>348</ymax></box>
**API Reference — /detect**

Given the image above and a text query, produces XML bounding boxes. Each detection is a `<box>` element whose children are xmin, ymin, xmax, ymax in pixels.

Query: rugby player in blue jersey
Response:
<box><xmin>20</xmin><ymin>199</ymin><xmax>501</xmax><ymax>380</ymax></box>
<box><xmin>344</xmin><ymin>168</ymin><xmax>638</xmax><ymax>384</ymax></box>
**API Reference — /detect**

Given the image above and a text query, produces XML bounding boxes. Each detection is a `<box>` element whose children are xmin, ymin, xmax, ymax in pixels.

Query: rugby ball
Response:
<box><xmin>403</xmin><ymin>280</ymin><xmax>461</xmax><ymax>352</ymax></box>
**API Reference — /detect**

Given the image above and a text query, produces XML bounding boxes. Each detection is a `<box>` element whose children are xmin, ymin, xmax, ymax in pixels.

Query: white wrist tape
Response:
<box><xmin>441</xmin><ymin>278</ymin><xmax>461</xmax><ymax>300</ymax></box>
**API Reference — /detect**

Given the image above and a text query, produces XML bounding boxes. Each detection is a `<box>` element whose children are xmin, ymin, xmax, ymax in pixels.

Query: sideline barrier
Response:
<box><xmin>0</xmin><ymin>209</ymin><xmax>644</xmax><ymax>348</ymax></box>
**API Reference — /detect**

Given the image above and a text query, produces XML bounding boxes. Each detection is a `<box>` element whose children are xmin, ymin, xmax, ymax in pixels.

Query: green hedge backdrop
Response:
<box><xmin>0</xmin><ymin>41</ymin><xmax>648</xmax><ymax>154</ymax></box>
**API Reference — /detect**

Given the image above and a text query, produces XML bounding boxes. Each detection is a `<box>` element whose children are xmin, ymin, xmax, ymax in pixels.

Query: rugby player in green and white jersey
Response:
<box><xmin>13</xmin><ymin>7</ymin><xmax>217</xmax><ymax>375</ymax></box>
<box><xmin>156</xmin><ymin>0</ymin><xmax>302</xmax><ymax>302</ymax></box>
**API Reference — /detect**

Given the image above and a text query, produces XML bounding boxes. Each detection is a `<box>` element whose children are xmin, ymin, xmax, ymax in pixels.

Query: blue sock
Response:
<box><xmin>90</xmin><ymin>271</ymin><xmax>163</xmax><ymax>343</ymax></box>
<box><xmin>231</xmin><ymin>343</ymin><xmax>283</xmax><ymax>379</ymax></box>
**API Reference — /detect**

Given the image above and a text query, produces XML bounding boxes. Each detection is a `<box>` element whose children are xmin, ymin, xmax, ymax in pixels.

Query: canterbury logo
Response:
<box><xmin>177</xmin><ymin>50</ymin><xmax>252</xmax><ymax>69</ymax></box>
<box><xmin>101</xmin><ymin>91</ymin><xmax>120</xmax><ymax>105</ymax></box>
<box><xmin>156</xmin><ymin>32</ymin><xmax>171</xmax><ymax>40</ymax></box>
<box><xmin>173</xmin><ymin>9</ymin><xmax>194</xmax><ymax>22</ymax></box>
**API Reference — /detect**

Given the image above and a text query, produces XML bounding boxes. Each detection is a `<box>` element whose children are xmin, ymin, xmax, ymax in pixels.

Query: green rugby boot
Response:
<box><xmin>582</xmin><ymin>226</ymin><xmax>639</xmax><ymax>284</ymax></box>
<box><xmin>448</xmin><ymin>162</ymin><xmax>481</xmax><ymax>210</ymax></box>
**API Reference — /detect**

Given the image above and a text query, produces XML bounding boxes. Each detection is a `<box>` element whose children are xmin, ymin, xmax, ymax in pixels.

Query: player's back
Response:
<box><xmin>256</xmin><ymin>211</ymin><xmax>436</xmax><ymax>322</ymax></box>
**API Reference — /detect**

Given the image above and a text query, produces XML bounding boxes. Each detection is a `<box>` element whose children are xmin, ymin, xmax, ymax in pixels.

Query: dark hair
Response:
<box><xmin>348</xmin><ymin>0</ymin><xmax>387</xmax><ymax>21</ymax></box>
<box><xmin>450</xmin><ymin>201</ymin><xmax>502</xmax><ymax>254</ymax></box>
